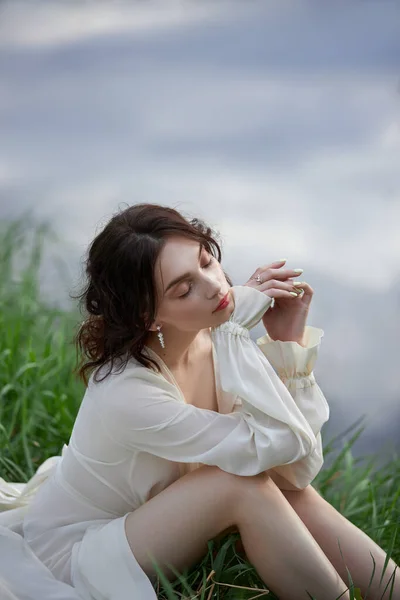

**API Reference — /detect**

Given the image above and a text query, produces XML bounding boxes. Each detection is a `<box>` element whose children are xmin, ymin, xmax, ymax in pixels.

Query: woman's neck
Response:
<box><xmin>144</xmin><ymin>327</ymin><xmax>211</xmax><ymax>371</ymax></box>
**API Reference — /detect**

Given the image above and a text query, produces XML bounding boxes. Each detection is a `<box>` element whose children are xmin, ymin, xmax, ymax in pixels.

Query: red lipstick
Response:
<box><xmin>213</xmin><ymin>291</ymin><xmax>230</xmax><ymax>313</ymax></box>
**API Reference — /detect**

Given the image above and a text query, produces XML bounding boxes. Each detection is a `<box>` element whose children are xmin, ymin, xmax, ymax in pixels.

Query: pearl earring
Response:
<box><xmin>156</xmin><ymin>325</ymin><xmax>165</xmax><ymax>349</ymax></box>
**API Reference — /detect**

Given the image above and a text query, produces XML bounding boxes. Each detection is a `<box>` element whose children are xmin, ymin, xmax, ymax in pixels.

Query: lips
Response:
<box><xmin>214</xmin><ymin>291</ymin><xmax>229</xmax><ymax>312</ymax></box>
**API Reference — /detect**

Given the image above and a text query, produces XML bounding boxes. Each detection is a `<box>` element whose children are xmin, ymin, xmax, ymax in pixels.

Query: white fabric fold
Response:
<box><xmin>0</xmin><ymin>455</ymin><xmax>61</xmax><ymax>513</ymax></box>
<box><xmin>211</xmin><ymin>285</ymin><xmax>323</xmax><ymax>486</ymax></box>
<box><xmin>256</xmin><ymin>325</ymin><xmax>324</xmax><ymax>381</ymax></box>
<box><xmin>0</xmin><ymin>526</ymin><xmax>81</xmax><ymax>600</ymax></box>
<box><xmin>254</xmin><ymin>322</ymin><xmax>330</xmax><ymax>489</ymax></box>
<box><xmin>256</xmin><ymin>325</ymin><xmax>330</xmax><ymax>436</ymax></box>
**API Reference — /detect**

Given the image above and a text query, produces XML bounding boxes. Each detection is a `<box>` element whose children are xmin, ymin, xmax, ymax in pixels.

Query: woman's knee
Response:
<box><xmin>209</xmin><ymin>467</ymin><xmax>278</xmax><ymax>502</ymax></box>
<box><xmin>194</xmin><ymin>465</ymin><xmax>247</xmax><ymax>501</ymax></box>
<box><xmin>181</xmin><ymin>464</ymin><xmax>279</xmax><ymax>511</ymax></box>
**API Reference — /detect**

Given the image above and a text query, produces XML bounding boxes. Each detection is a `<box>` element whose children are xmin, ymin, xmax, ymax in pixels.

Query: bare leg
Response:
<box><xmin>125</xmin><ymin>466</ymin><xmax>350</xmax><ymax>599</ymax></box>
<box><xmin>235</xmin><ymin>473</ymin><xmax>351</xmax><ymax>599</ymax></box>
<box><xmin>125</xmin><ymin>465</ymin><xmax>240</xmax><ymax>582</ymax></box>
<box><xmin>279</xmin><ymin>485</ymin><xmax>400</xmax><ymax>600</ymax></box>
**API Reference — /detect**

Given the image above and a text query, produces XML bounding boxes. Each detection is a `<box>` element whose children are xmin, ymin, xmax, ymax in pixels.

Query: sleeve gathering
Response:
<box><xmin>255</xmin><ymin>325</ymin><xmax>330</xmax><ymax>489</ymax></box>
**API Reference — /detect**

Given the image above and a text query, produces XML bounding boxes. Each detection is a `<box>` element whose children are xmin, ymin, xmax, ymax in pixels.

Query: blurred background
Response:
<box><xmin>0</xmin><ymin>0</ymin><xmax>399</xmax><ymax>470</ymax></box>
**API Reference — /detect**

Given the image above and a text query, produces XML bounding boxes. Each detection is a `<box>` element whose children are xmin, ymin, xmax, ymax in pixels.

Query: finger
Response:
<box><xmin>267</xmin><ymin>268</ymin><xmax>304</xmax><ymax>281</ymax></box>
<box><xmin>249</xmin><ymin>259</ymin><xmax>287</xmax><ymax>280</ymax></box>
<box><xmin>258</xmin><ymin>279</ymin><xmax>301</xmax><ymax>293</ymax></box>
<box><xmin>291</xmin><ymin>281</ymin><xmax>313</xmax><ymax>292</ymax></box>
<box><xmin>255</xmin><ymin>267</ymin><xmax>304</xmax><ymax>283</ymax></box>
<box><xmin>260</xmin><ymin>280</ymin><xmax>313</xmax><ymax>301</ymax></box>
<box><xmin>260</xmin><ymin>288</ymin><xmax>300</xmax><ymax>299</ymax></box>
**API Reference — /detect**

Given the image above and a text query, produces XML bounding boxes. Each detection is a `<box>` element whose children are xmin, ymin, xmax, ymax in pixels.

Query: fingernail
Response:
<box><xmin>289</xmin><ymin>292</ymin><xmax>298</xmax><ymax>296</ymax></box>
<box><xmin>278</xmin><ymin>258</ymin><xmax>288</xmax><ymax>262</ymax></box>
<box><xmin>293</xmin><ymin>268</ymin><xmax>303</xmax><ymax>273</ymax></box>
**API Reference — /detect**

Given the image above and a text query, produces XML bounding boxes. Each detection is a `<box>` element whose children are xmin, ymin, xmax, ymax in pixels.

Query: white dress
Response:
<box><xmin>0</xmin><ymin>284</ymin><xmax>329</xmax><ymax>600</ymax></box>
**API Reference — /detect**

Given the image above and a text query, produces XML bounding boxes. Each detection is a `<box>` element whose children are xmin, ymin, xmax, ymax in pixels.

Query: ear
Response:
<box><xmin>141</xmin><ymin>309</ymin><xmax>157</xmax><ymax>332</ymax></box>
<box><xmin>147</xmin><ymin>319</ymin><xmax>161</xmax><ymax>332</ymax></box>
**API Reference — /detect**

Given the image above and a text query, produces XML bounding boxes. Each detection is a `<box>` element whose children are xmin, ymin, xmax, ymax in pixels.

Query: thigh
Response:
<box><xmin>125</xmin><ymin>465</ymin><xmax>244</xmax><ymax>583</ymax></box>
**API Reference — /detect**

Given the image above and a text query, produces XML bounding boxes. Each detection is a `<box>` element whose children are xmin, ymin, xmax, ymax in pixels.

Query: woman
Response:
<box><xmin>21</xmin><ymin>203</ymin><xmax>398</xmax><ymax>600</ymax></box>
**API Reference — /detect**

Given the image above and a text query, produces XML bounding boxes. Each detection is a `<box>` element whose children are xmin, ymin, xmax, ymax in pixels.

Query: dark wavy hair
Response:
<box><xmin>71</xmin><ymin>203</ymin><xmax>233</xmax><ymax>386</ymax></box>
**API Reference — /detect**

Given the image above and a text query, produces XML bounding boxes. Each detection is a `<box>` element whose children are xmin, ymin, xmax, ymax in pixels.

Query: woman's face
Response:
<box><xmin>152</xmin><ymin>236</ymin><xmax>234</xmax><ymax>332</ymax></box>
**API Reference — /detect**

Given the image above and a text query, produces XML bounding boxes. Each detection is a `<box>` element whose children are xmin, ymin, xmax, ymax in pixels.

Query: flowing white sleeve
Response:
<box><xmin>101</xmin><ymin>285</ymin><xmax>318</xmax><ymax>480</ymax></box>
<box><xmin>255</xmin><ymin>326</ymin><xmax>330</xmax><ymax>489</ymax></box>
<box><xmin>210</xmin><ymin>286</ymin><xmax>321</xmax><ymax>488</ymax></box>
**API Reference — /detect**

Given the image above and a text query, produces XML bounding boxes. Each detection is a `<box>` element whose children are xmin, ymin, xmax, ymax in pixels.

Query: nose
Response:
<box><xmin>205</xmin><ymin>273</ymin><xmax>222</xmax><ymax>300</ymax></box>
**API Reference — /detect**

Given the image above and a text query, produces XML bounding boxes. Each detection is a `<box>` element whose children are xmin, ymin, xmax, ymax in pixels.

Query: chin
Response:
<box><xmin>213</xmin><ymin>308</ymin><xmax>233</xmax><ymax>325</ymax></box>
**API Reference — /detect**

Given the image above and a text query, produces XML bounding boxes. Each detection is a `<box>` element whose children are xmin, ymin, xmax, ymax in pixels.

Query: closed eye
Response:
<box><xmin>179</xmin><ymin>257</ymin><xmax>213</xmax><ymax>298</ymax></box>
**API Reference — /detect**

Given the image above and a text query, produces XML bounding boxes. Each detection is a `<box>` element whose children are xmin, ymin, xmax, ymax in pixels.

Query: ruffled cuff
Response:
<box><xmin>256</xmin><ymin>326</ymin><xmax>324</xmax><ymax>384</ymax></box>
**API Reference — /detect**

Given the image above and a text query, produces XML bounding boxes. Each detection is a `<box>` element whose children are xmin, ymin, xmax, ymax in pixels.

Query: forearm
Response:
<box><xmin>256</xmin><ymin>326</ymin><xmax>329</xmax><ymax>489</ymax></box>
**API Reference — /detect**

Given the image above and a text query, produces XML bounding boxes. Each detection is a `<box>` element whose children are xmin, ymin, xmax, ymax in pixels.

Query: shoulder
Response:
<box><xmin>88</xmin><ymin>354</ymin><xmax>181</xmax><ymax>413</ymax></box>
<box><xmin>87</xmin><ymin>356</ymin><xmax>185</xmax><ymax>436</ymax></box>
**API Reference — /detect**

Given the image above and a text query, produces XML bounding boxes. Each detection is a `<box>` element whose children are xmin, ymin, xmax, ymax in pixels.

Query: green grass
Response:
<box><xmin>0</xmin><ymin>217</ymin><xmax>399</xmax><ymax>599</ymax></box>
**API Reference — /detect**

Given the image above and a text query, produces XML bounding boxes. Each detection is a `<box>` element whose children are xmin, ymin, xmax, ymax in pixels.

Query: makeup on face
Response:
<box><xmin>213</xmin><ymin>291</ymin><xmax>230</xmax><ymax>313</ymax></box>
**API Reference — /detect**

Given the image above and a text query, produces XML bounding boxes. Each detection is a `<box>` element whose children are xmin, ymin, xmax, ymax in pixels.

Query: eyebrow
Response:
<box><xmin>164</xmin><ymin>244</ymin><xmax>203</xmax><ymax>294</ymax></box>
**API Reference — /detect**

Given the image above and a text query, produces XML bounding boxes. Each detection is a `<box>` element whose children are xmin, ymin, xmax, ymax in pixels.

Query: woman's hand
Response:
<box><xmin>243</xmin><ymin>259</ymin><xmax>314</xmax><ymax>345</ymax></box>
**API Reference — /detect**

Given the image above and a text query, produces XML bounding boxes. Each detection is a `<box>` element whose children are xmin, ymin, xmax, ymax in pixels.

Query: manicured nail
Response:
<box><xmin>278</xmin><ymin>258</ymin><xmax>288</xmax><ymax>262</ymax></box>
<box><xmin>290</xmin><ymin>292</ymin><xmax>298</xmax><ymax>296</ymax></box>
<box><xmin>293</xmin><ymin>268</ymin><xmax>303</xmax><ymax>273</ymax></box>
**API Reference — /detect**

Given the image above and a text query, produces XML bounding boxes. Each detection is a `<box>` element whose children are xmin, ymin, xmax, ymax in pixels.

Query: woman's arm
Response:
<box><xmin>255</xmin><ymin>326</ymin><xmax>330</xmax><ymax>490</ymax></box>
<box><xmin>209</xmin><ymin>285</ymin><xmax>322</xmax><ymax>489</ymax></box>
<box><xmin>99</xmin><ymin>365</ymin><xmax>317</xmax><ymax>478</ymax></box>
<box><xmin>256</xmin><ymin>326</ymin><xmax>329</xmax><ymax>438</ymax></box>
<box><xmin>98</xmin><ymin>286</ymin><xmax>319</xmax><ymax>481</ymax></box>
<box><xmin>99</xmin><ymin>286</ymin><xmax>322</xmax><ymax>487</ymax></box>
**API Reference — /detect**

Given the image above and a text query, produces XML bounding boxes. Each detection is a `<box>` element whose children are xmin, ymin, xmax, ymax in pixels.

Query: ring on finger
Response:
<box><xmin>255</xmin><ymin>274</ymin><xmax>262</xmax><ymax>284</ymax></box>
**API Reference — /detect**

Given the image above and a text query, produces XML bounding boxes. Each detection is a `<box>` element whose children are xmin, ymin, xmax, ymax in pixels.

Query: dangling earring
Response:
<box><xmin>156</xmin><ymin>325</ymin><xmax>165</xmax><ymax>349</ymax></box>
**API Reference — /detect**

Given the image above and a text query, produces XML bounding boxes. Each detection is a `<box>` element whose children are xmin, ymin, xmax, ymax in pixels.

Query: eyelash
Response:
<box><xmin>179</xmin><ymin>258</ymin><xmax>213</xmax><ymax>298</ymax></box>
